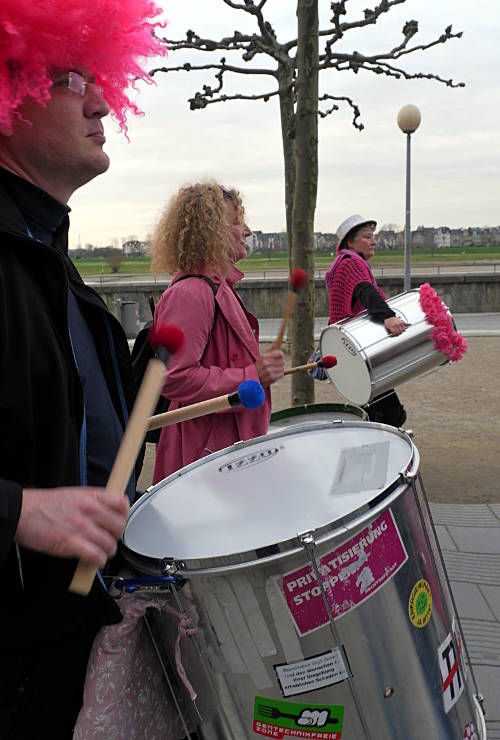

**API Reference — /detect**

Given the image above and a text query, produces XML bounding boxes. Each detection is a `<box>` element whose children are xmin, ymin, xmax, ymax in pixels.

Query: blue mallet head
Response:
<box><xmin>228</xmin><ymin>380</ymin><xmax>265</xmax><ymax>410</ymax></box>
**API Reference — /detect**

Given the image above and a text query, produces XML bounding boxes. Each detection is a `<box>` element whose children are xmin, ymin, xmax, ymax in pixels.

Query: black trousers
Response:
<box><xmin>365</xmin><ymin>389</ymin><xmax>407</xmax><ymax>427</ymax></box>
<box><xmin>0</xmin><ymin>627</ymin><xmax>98</xmax><ymax>740</ymax></box>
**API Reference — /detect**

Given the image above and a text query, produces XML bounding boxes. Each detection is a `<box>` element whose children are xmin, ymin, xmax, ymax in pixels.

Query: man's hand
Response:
<box><xmin>255</xmin><ymin>348</ymin><xmax>285</xmax><ymax>387</ymax></box>
<box><xmin>384</xmin><ymin>316</ymin><xmax>407</xmax><ymax>336</ymax></box>
<box><xmin>16</xmin><ymin>487</ymin><xmax>130</xmax><ymax>568</ymax></box>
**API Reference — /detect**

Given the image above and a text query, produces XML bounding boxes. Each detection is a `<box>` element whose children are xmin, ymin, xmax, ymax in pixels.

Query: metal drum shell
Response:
<box><xmin>120</xmin><ymin>424</ymin><xmax>485</xmax><ymax>740</ymax></box>
<box><xmin>319</xmin><ymin>289</ymin><xmax>454</xmax><ymax>405</ymax></box>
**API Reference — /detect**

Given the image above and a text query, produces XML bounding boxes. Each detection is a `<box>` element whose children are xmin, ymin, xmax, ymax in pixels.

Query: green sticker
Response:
<box><xmin>408</xmin><ymin>578</ymin><xmax>432</xmax><ymax>628</ymax></box>
<box><xmin>253</xmin><ymin>695</ymin><xmax>344</xmax><ymax>738</ymax></box>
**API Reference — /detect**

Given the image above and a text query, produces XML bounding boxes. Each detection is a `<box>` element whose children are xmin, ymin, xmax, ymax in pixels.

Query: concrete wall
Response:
<box><xmin>92</xmin><ymin>274</ymin><xmax>500</xmax><ymax>335</ymax></box>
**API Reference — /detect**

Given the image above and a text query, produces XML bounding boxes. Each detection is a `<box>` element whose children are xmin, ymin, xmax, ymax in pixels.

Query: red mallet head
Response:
<box><xmin>149</xmin><ymin>323</ymin><xmax>185</xmax><ymax>363</ymax></box>
<box><xmin>290</xmin><ymin>267</ymin><xmax>308</xmax><ymax>292</ymax></box>
<box><xmin>319</xmin><ymin>355</ymin><xmax>337</xmax><ymax>369</ymax></box>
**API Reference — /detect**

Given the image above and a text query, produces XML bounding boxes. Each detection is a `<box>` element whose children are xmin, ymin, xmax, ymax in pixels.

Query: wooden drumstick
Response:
<box><xmin>69</xmin><ymin>323</ymin><xmax>184</xmax><ymax>596</ymax></box>
<box><xmin>148</xmin><ymin>380</ymin><xmax>265</xmax><ymax>431</ymax></box>
<box><xmin>273</xmin><ymin>267</ymin><xmax>308</xmax><ymax>351</ymax></box>
<box><xmin>284</xmin><ymin>355</ymin><xmax>337</xmax><ymax>376</ymax></box>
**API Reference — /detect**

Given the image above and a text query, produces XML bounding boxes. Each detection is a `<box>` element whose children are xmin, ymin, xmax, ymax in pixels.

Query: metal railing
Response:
<box><xmin>84</xmin><ymin>261</ymin><xmax>500</xmax><ymax>285</ymax></box>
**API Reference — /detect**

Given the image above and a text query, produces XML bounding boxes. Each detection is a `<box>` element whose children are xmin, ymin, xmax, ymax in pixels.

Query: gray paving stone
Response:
<box><xmin>442</xmin><ymin>551</ymin><xmax>500</xmax><ymax>587</ymax></box>
<box><xmin>486</xmin><ymin>721</ymin><xmax>500</xmax><ymax>740</ymax></box>
<box><xmin>436</xmin><ymin>524</ymin><xmax>458</xmax><ymax>551</ymax></box>
<box><xmin>448</xmin><ymin>526</ymin><xmax>500</xmax><ymax>554</ymax></box>
<box><xmin>430</xmin><ymin>503</ymin><xmax>500</xmax><ymax>528</ymax></box>
<box><xmin>450</xmin><ymin>581</ymin><xmax>495</xmax><ymax>620</ymax></box>
<box><xmin>460</xmin><ymin>618</ymin><xmax>500</xmax><ymax>667</ymax></box>
<box><xmin>471</xmin><ymin>665</ymin><xmax>500</xmax><ymax>721</ymax></box>
<box><xmin>479</xmin><ymin>584</ymin><xmax>500</xmax><ymax>621</ymax></box>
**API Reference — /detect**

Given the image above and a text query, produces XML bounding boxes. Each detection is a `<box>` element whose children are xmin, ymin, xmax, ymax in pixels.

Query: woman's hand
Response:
<box><xmin>384</xmin><ymin>316</ymin><xmax>407</xmax><ymax>336</ymax></box>
<box><xmin>255</xmin><ymin>348</ymin><xmax>285</xmax><ymax>387</ymax></box>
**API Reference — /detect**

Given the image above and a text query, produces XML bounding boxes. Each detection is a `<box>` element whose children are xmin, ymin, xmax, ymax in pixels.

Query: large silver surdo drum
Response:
<box><xmin>320</xmin><ymin>289</ymin><xmax>455</xmax><ymax>405</ymax></box>
<box><xmin>121</xmin><ymin>422</ymin><xmax>486</xmax><ymax>740</ymax></box>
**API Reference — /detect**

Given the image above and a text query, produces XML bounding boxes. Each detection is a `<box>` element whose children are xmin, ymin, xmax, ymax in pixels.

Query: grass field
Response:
<box><xmin>72</xmin><ymin>246</ymin><xmax>500</xmax><ymax>276</ymax></box>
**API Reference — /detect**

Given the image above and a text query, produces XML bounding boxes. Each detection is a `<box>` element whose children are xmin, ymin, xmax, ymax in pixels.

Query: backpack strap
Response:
<box><xmin>170</xmin><ymin>274</ymin><xmax>219</xmax><ymax>330</ymax></box>
<box><xmin>148</xmin><ymin>295</ymin><xmax>155</xmax><ymax>319</ymax></box>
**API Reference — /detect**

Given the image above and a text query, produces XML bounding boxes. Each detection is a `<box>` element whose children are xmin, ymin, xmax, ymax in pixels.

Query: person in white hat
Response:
<box><xmin>324</xmin><ymin>214</ymin><xmax>408</xmax><ymax>425</ymax></box>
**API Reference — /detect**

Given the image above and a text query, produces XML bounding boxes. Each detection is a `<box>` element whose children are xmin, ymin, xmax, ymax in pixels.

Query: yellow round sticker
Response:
<box><xmin>408</xmin><ymin>579</ymin><xmax>432</xmax><ymax>628</ymax></box>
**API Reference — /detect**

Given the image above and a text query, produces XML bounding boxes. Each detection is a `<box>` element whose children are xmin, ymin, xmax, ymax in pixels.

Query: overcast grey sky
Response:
<box><xmin>69</xmin><ymin>0</ymin><xmax>499</xmax><ymax>248</ymax></box>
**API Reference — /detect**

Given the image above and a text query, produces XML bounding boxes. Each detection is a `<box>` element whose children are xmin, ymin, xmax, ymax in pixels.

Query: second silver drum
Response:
<box><xmin>319</xmin><ymin>288</ymin><xmax>454</xmax><ymax>405</ymax></box>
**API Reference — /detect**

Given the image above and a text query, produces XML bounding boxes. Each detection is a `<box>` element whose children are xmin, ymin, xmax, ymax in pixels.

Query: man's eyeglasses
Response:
<box><xmin>52</xmin><ymin>71</ymin><xmax>104</xmax><ymax>99</ymax></box>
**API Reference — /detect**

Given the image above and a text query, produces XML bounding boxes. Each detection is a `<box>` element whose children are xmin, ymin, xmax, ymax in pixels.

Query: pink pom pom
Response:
<box><xmin>419</xmin><ymin>283</ymin><xmax>467</xmax><ymax>362</ymax></box>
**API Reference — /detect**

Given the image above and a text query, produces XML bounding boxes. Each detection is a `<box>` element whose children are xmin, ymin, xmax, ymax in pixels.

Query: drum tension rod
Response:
<box><xmin>113</xmin><ymin>574</ymin><xmax>182</xmax><ymax>597</ymax></box>
<box><xmin>160</xmin><ymin>557</ymin><xmax>185</xmax><ymax>576</ymax></box>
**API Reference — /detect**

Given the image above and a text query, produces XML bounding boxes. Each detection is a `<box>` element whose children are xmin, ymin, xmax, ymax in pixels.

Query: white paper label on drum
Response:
<box><xmin>438</xmin><ymin>631</ymin><xmax>465</xmax><ymax>713</ymax></box>
<box><xmin>275</xmin><ymin>649</ymin><xmax>349</xmax><ymax>697</ymax></box>
<box><xmin>330</xmin><ymin>440</ymin><xmax>390</xmax><ymax>494</ymax></box>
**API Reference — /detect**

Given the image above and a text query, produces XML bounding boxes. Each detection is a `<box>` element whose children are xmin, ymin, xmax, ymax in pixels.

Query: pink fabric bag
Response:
<box><xmin>73</xmin><ymin>588</ymin><xmax>195</xmax><ymax>740</ymax></box>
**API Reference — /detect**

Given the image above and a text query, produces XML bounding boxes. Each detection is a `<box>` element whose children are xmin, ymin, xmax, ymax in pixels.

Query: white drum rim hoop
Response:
<box><xmin>270</xmin><ymin>402</ymin><xmax>369</xmax><ymax>423</ymax></box>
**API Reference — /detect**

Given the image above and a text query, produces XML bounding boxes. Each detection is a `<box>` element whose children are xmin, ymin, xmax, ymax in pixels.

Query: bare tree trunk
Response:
<box><xmin>290</xmin><ymin>0</ymin><xmax>318</xmax><ymax>405</ymax></box>
<box><xmin>277</xmin><ymin>63</ymin><xmax>296</xmax><ymax>274</ymax></box>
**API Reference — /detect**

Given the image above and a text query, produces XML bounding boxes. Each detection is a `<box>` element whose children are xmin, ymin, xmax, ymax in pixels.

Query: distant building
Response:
<box><xmin>376</xmin><ymin>230</ymin><xmax>398</xmax><ymax>250</ymax></box>
<box><xmin>122</xmin><ymin>239</ymin><xmax>149</xmax><ymax>256</ymax></box>
<box><xmin>434</xmin><ymin>227</ymin><xmax>451</xmax><ymax>249</ymax></box>
<box><xmin>412</xmin><ymin>226</ymin><xmax>435</xmax><ymax>249</ymax></box>
<box><xmin>315</xmin><ymin>232</ymin><xmax>337</xmax><ymax>252</ymax></box>
<box><xmin>77</xmin><ymin>224</ymin><xmax>500</xmax><ymax>254</ymax></box>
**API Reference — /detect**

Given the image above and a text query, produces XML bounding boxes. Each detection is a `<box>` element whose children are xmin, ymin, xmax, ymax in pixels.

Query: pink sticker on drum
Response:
<box><xmin>279</xmin><ymin>509</ymin><xmax>408</xmax><ymax>635</ymax></box>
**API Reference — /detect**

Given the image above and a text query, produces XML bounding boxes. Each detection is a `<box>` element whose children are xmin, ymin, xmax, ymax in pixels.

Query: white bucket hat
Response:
<box><xmin>336</xmin><ymin>214</ymin><xmax>377</xmax><ymax>247</ymax></box>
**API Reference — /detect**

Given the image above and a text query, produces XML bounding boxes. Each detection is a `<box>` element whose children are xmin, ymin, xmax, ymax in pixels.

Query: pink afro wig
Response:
<box><xmin>0</xmin><ymin>0</ymin><xmax>166</xmax><ymax>135</ymax></box>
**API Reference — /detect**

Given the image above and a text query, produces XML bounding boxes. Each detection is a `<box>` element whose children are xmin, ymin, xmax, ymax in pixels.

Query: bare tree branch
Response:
<box><xmin>152</xmin><ymin>2</ymin><xmax>465</xmax><ymax>129</ymax></box>
<box><xmin>318</xmin><ymin>94</ymin><xmax>364</xmax><ymax>130</ymax></box>
<box><xmin>150</xmin><ymin>59</ymin><xmax>276</xmax><ymax>79</ymax></box>
<box><xmin>189</xmin><ymin>88</ymin><xmax>279</xmax><ymax>110</ymax></box>
<box><xmin>313</xmin><ymin>0</ymin><xmax>408</xmax><ymax>53</ymax></box>
<box><xmin>220</xmin><ymin>0</ymin><xmax>280</xmax><ymax>50</ymax></box>
<box><xmin>320</xmin><ymin>54</ymin><xmax>464</xmax><ymax>88</ymax></box>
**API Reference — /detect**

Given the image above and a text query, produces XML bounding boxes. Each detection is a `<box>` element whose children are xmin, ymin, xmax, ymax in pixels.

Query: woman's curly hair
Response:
<box><xmin>151</xmin><ymin>181</ymin><xmax>245</xmax><ymax>276</ymax></box>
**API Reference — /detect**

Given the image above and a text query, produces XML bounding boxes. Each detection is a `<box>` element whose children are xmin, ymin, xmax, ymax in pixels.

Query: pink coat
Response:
<box><xmin>152</xmin><ymin>267</ymin><xmax>271</xmax><ymax>483</ymax></box>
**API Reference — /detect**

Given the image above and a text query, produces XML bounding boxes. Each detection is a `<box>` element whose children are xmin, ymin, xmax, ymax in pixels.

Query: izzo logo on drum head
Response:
<box><xmin>341</xmin><ymin>337</ymin><xmax>357</xmax><ymax>356</ymax></box>
<box><xmin>219</xmin><ymin>448</ymin><xmax>279</xmax><ymax>473</ymax></box>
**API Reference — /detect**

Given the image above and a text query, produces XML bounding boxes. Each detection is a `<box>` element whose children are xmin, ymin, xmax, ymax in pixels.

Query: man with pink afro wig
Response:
<box><xmin>0</xmin><ymin>0</ymin><xmax>165</xmax><ymax>135</ymax></box>
<box><xmin>0</xmin><ymin>2</ymin><xmax>168</xmax><ymax>738</ymax></box>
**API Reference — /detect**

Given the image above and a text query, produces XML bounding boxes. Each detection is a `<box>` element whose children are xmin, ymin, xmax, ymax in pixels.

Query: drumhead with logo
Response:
<box><xmin>123</xmin><ymin>422</ymin><xmax>415</xmax><ymax>567</ymax></box>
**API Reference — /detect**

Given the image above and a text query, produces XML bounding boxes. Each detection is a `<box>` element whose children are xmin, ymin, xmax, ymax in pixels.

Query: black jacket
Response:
<box><xmin>0</xmin><ymin>182</ymin><xmax>136</xmax><ymax>643</ymax></box>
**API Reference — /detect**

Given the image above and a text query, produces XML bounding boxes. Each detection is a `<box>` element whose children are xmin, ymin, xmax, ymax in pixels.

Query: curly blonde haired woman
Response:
<box><xmin>151</xmin><ymin>181</ymin><xmax>284</xmax><ymax>482</ymax></box>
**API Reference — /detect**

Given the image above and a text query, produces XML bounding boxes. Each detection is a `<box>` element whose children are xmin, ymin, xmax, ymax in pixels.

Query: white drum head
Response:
<box><xmin>320</xmin><ymin>324</ymin><xmax>372</xmax><ymax>405</ymax></box>
<box><xmin>123</xmin><ymin>424</ymin><xmax>414</xmax><ymax>563</ymax></box>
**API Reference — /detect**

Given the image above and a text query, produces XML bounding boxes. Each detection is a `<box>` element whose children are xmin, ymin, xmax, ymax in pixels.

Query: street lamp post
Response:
<box><xmin>397</xmin><ymin>104</ymin><xmax>421</xmax><ymax>291</ymax></box>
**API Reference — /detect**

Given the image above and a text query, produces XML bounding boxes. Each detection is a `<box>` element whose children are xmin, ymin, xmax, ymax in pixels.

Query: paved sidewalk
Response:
<box><xmin>432</xmin><ymin>503</ymin><xmax>500</xmax><ymax>738</ymax></box>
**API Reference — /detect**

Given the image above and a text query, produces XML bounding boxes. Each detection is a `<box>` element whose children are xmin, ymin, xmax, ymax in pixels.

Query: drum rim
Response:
<box><xmin>269</xmin><ymin>402</ymin><xmax>368</xmax><ymax>423</ymax></box>
<box><xmin>121</xmin><ymin>421</ymin><xmax>418</xmax><ymax>577</ymax></box>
